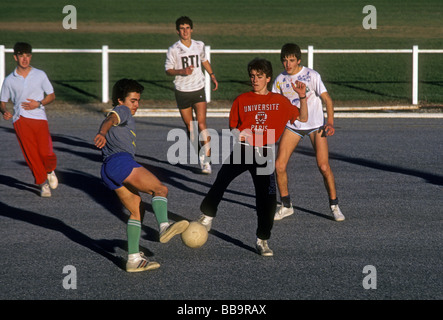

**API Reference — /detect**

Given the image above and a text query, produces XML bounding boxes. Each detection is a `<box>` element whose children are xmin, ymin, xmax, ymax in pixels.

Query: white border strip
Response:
<box><xmin>332</xmin><ymin>113</ymin><xmax>443</xmax><ymax>118</ymax></box>
<box><xmin>132</xmin><ymin>107</ymin><xmax>442</xmax><ymax>119</ymax></box>
<box><xmin>133</xmin><ymin>109</ymin><xmax>443</xmax><ymax>119</ymax></box>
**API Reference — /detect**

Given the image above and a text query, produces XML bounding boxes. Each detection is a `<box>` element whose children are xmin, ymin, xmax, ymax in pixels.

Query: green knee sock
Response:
<box><xmin>152</xmin><ymin>196</ymin><xmax>169</xmax><ymax>226</ymax></box>
<box><xmin>127</xmin><ymin>219</ymin><xmax>141</xmax><ymax>255</ymax></box>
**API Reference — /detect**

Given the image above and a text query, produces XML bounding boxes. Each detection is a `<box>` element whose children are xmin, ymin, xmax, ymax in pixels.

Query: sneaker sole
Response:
<box><xmin>256</xmin><ymin>246</ymin><xmax>274</xmax><ymax>257</ymax></box>
<box><xmin>126</xmin><ymin>261</ymin><xmax>160</xmax><ymax>272</ymax></box>
<box><xmin>274</xmin><ymin>212</ymin><xmax>293</xmax><ymax>221</ymax></box>
<box><xmin>261</xmin><ymin>252</ymin><xmax>274</xmax><ymax>257</ymax></box>
<box><xmin>41</xmin><ymin>188</ymin><xmax>51</xmax><ymax>197</ymax></box>
<box><xmin>159</xmin><ymin>220</ymin><xmax>190</xmax><ymax>243</ymax></box>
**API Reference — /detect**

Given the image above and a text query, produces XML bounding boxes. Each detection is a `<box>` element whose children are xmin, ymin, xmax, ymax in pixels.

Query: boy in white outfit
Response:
<box><xmin>165</xmin><ymin>16</ymin><xmax>218</xmax><ymax>174</ymax></box>
<box><xmin>272</xmin><ymin>43</ymin><xmax>345</xmax><ymax>222</ymax></box>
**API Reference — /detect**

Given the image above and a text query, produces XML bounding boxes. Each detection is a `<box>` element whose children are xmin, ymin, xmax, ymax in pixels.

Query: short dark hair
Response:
<box><xmin>280</xmin><ymin>43</ymin><xmax>302</xmax><ymax>62</ymax></box>
<box><xmin>14</xmin><ymin>42</ymin><xmax>32</xmax><ymax>55</ymax></box>
<box><xmin>248</xmin><ymin>58</ymin><xmax>273</xmax><ymax>90</ymax></box>
<box><xmin>248</xmin><ymin>58</ymin><xmax>273</xmax><ymax>78</ymax></box>
<box><xmin>176</xmin><ymin>16</ymin><xmax>193</xmax><ymax>30</ymax></box>
<box><xmin>111</xmin><ymin>79</ymin><xmax>144</xmax><ymax>106</ymax></box>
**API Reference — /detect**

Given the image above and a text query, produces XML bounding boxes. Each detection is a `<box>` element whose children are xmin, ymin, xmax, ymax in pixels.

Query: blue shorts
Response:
<box><xmin>101</xmin><ymin>152</ymin><xmax>141</xmax><ymax>190</ymax></box>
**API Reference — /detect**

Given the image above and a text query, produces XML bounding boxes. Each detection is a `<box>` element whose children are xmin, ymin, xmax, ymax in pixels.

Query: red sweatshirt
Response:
<box><xmin>229</xmin><ymin>91</ymin><xmax>300</xmax><ymax>146</ymax></box>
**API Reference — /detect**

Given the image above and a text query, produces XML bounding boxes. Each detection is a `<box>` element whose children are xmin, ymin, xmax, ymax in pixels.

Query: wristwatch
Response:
<box><xmin>37</xmin><ymin>101</ymin><xmax>43</xmax><ymax>108</ymax></box>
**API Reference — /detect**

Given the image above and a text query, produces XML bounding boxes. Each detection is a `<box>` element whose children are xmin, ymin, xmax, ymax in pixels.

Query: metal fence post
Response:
<box><xmin>412</xmin><ymin>45</ymin><xmax>419</xmax><ymax>105</ymax></box>
<box><xmin>308</xmin><ymin>45</ymin><xmax>314</xmax><ymax>69</ymax></box>
<box><xmin>205</xmin><ymin>45</ymin><xmax>211</xmax><ymax>103</ymax></box>
<box><xmin>0</xmin><ymin>45</ymin><xmax>5</xmax><ymax>89</ymax></box>
<box><xmin>102</xmin><ymin>45</ymin><xmax>109</xmax><ymax>104</ymax></box>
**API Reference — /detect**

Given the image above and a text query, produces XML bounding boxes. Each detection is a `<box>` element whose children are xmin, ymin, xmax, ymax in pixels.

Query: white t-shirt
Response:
<box><xmin>0</xmin><ymin>67</ymin><xmax>54</xmax><ymax>123</ymax></box>
<box><xmin>272</xmin><ymin>66</ymin><xmax>327</xmax><ymax>130</ymax></box>
<box><xmin>165</xmin><ymin>39</ymin><xmax>208</xmax><ymax>92</ymax></box>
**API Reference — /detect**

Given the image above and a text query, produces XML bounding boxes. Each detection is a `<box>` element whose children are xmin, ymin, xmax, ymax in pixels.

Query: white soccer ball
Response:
<box><xmin>181</xmin><ymin>221</ymin><xmax>208</xmax><ymax>248</ymax></box>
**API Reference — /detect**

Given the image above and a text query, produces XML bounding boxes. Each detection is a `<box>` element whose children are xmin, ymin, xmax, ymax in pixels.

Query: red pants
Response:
<box><xmin>13</xmin><ymin>116</ymin><xmax>57</xmax><ymax>185</ymax></box>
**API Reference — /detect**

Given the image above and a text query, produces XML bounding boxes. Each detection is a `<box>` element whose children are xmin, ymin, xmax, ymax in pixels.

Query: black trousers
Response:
<box><xmin>200</xmin><ymin>143</ymin><xmax>277</xmax><ymax>240</ymax></box>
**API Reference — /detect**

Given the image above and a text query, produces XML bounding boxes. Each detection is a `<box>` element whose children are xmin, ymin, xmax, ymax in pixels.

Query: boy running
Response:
<box><xmin>0</xmin><ymin>42</ymin><xmax>58</xmax><ymax>197</ymax></box>
<box><xmin>165</xmin><ymin>16</ymin><xmax>218</xmax><ymax>174</ymax></box>
<box><xmin>94</xmin><ymin>79</ymin><xmax>189</xmax><ymax>272</ymax></box>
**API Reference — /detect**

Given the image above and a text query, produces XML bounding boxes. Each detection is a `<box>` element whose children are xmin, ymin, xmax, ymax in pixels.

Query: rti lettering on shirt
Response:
<box><xmin>181</xmin><ymin>55</ymin><xmax>200</xmax><ymax>68</ymax></box>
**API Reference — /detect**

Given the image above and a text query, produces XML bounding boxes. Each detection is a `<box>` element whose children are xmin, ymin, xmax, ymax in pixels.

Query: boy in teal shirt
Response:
<box><xmin>94</xmin><ymin>78</ymin><xmax>189</xmax><ymax>272</ymax></box>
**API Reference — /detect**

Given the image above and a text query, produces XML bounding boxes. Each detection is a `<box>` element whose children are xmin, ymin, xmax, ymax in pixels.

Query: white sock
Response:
<box><xmin>128</xmin><ymin>252</ymin><xmax>141</xmax><ymax>261</ymax></box>
<box><xmin>159</xmin><ymin>222</ymin><xmax>170</xmax><ymax>232</ymax></box>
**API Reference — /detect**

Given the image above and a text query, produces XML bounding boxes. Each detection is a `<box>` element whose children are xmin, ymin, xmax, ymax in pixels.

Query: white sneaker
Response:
<box><xmin>274</xmin><ymin>204</ymin><xmax>294</xmax><ymax>221</ymax></box>
<box><xmin>201</xmin><ymin>162</ymin><xmax>212</xmax><ymax>174</ymax></box>
<box><xmin>197</xmin><ymin>214</ymin><xmax>213</xmax><ymax>231</ymax></box>
<box><xmin>330</xmin><ymin>204</ymin><xmax>345</xmax><ymax>221</ymax></box>
<box><xmin>47</xmin><ymin>171</ymin><xmax>58</xmax><ymax>189</ymax></box>
<box><xmin>256</xmin><ymin>238</ymin><xmax>273</xmax><ymax>257</ymax></box>
<box><xmin>199</xmin><ymin>154</ymin><xmax>212</xmax><ymax>174</ymax></box>
<box><xmin>40</xmin><ymin>183</ymin><xmax>51</xmax><ymax>197</ymax></box>
<box><xmin>126</xmin><ymin>252</ymin><xmax>160</xmax><ymax>273</ymax></box>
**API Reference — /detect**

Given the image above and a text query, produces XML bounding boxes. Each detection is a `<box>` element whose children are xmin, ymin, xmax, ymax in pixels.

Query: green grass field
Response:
<box><xmin>1</xmin><ymin>0</ymin><xmax>442</xmax><ymax>105</ymax></box>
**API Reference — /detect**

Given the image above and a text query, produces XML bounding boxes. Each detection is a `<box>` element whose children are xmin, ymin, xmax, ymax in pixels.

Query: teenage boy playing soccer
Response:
<box><xmin>198</xmin><ymin>58</ymin><xmax>308</xmax><ymax>256</ymax></box>
<box><xmin>0</xmin><ymin>42</ymin><xmax>58</xmax><ymax>197</ymax></box>
<box><xmin>94</xmin><ymin>79</ymin><xmax>189</xmax><ymax>272</ymax></box>
<box><xmin>165</xmin><ymin>16</ymin><xmax>218</xmax><ymax>174</ymax></box>
<box><xmin>272</xmin><ymin>43</ymin><xmax>345</xmax><ymax>222</ymax></box>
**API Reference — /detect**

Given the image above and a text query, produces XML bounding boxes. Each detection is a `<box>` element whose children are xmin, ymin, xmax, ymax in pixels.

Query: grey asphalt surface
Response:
<box><xmin>0</xmin><ymin>110</ymin><xmax>442</xmax><ymax>307</ymax></box>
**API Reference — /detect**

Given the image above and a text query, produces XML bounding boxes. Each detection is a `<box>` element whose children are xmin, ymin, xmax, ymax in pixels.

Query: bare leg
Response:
<box><xmin>275</xmin><ymin>129</ymin><xmax>302</xmax><ymax>198</ymax></box>
<box><xmin>309</xmin><ymin>130</ymin><xmax>337</xmax><ymax>201</ymax></box>
<box><xmin>193</xmin><ymin>101</ymin><xmax>211</xmax><ymax>158</ymax></box>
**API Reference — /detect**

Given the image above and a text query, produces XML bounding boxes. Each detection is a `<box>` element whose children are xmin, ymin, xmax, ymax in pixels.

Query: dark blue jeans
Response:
<box><xmin>200</xmin><ymin>143</ymin><xmax>277</xmax><ymax>240</ymax></box>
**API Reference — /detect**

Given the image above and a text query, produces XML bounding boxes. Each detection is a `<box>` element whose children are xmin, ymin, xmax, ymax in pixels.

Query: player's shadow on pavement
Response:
<box><xmin>293</xmin><ymin>205</ymin><xmax>334</xmax><ymax>221</ymax></box>
<box><xmin>58</xmin><ymin>168</ymin><xmax>200</xmax><ymax>243</ymax></box>
<box><xmin>0</xmin><ymin>174</ymin><xmax>41</xmax><ymax>196</ymax></box>
<box><xmin>58</xmin><ymin>169</ymin><xmax>180</xmax><ymax>240</ymax></box>
<box><xmin>0</xmin><ymin>170</ymin><xmax>172</xmax><ymax>271</ymax></box>
<box><xmin>0</xmin><ymin>201</ymin><xmax>136</xmax><ymax>271</ymax></box>
<box><xmin>296</xmin><ymin>146</ymin><xmax>443</xmax><ymax>186</ymax></box>
<box><xmin>209</xmin><ymin>229</ymin><xmax>257</xmax><ymax>254</ymax></box>
<box><xmin>0</xmin><ymin>168</ymin><xmax>201</xmax><ymax>270</ymax></box>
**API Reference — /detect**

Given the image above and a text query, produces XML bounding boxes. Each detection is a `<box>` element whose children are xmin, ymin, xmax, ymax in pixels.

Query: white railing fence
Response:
<box><xmin>1</xmin><ymin>45</ymin><xmax>442</xmax><ymax>104</ymax></box>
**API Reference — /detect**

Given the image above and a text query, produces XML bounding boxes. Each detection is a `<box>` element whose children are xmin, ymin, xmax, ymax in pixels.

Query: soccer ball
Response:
<box><xmin>181</xmin><ymin>221</ymin><xmax>208</xmax><ymax>248</ymax></box>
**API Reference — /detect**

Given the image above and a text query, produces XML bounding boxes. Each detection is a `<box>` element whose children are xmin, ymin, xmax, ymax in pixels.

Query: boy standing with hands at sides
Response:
<box><xmin>165</xmin><ymin>16</ymin><xmax>218</xmax><ymax>174</ymax></box>
<box><xmin>94</xmin><ymin>79</ymin><xmax>189</xmax><ymax>273</ymax></box>
<box><xmin>272</xmin><ymin>43</ymin><xmax>345</xmax><ymax>222</ymax></box>
<box><xmin>198</xmin><ymin>58</ymin><xmax>308</xmax><ymax>256</ymax></box>
<box><xmin>0</xmin><ymin>42</ymin><xmax>58</xmax><ymax>197</ymax></box>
